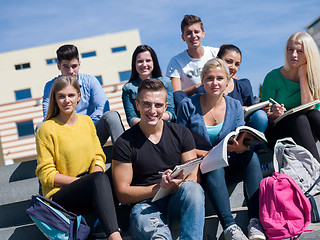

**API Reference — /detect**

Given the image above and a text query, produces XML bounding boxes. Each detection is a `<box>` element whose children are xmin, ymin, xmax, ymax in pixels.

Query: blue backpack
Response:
<box><xmin>26</xmin><ymin>195</ymin><xmax>90</xmax><ymax>240</ymax></box>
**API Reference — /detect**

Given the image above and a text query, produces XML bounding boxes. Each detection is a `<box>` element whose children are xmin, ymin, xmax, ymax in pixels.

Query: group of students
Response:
<box><xmin>35</xmin><ymin>13</ymin><xmax>320</xmax><ymax>240</ymax></box>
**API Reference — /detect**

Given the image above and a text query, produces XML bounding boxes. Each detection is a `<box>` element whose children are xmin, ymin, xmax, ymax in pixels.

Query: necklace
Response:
<box><xmin>207</xmin><ymin>108</ymin><xmax>219</xmax><ymax>126</ymax></box>
<box><xmin>201</xmin><ymin>95</ymin><xmax>220</xmax><ymax>126</ymax></box>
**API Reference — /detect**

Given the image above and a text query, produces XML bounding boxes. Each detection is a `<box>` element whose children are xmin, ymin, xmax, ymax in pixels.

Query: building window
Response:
<box><xmin>111</xmin><ymin>46</ymin><xmax>127</xmax><ymax>53</ymax></box>
<box><xmin>46</xmin><ymin>58</ymin><xmax>58</xmax><ymax>65</ymax></box>
<box><xmin>119</xmin><ymin>70</ymin><xmax>131</xmax><ymax>82</ymax></box>
<box><xmin>15</xmin><ymin>88</ymin><xmax>32</xmax><ymax>101</ymax></box>
<box><xmin>15</xmin><ymin>62</ymin><xmax>30</xmax><ymax>70</ymax></box>
<box><xmin>81</xmin><ymin>51</ymin><xmax>96</xmax><ymax>58</ymax></box>
<box><xmin>16</xmin><ymin>120</ymin><xmax>34</xmax><ymax>138</ymax></box>
<box><xmin>95</xmin><ymin>75</ymin><xmax>103</xmax><ymax>85</ymax></box>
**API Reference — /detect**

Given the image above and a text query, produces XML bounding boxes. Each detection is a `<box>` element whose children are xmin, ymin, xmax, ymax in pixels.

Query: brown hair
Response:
<box><xmin>45</xmin><ymin>76</ymin><xmax>80</xmax><ymax>121</ymax></box>
<box><xmin>181</xmin><ymin>14</ymin><xmax>204</xmax><ymax>33</ymax></box>
<box><xmin>56</xmin><ymin>44</ymin><xmax>79</xmax><ymax>63</ymax></box>
<box><xmin>137</xmin><ymin>78</ymin><xmax>167</xmax><ymax>102</ymax></box>
<box><xmin>129</xmin><ymin>45</ymin><xmax>162</xmax><ymax>81</ymax></box>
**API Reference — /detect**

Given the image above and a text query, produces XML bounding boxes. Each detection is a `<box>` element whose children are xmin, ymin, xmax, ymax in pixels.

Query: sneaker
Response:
<box><xmin>247</xmin><ymin>218</ymin><xmax>266</xmax><ymax>240</ymax></box>
<box><xmin>224</xmin><ymin>224</ymin><xmax>248</xmax><ymax>240</ymax></box>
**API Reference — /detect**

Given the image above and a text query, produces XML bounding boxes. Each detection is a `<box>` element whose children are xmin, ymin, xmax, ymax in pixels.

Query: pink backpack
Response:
<box><xmin>259</xmin><ymin>172</ymin><xmax>311</xmax><ymax>239</ymax></box>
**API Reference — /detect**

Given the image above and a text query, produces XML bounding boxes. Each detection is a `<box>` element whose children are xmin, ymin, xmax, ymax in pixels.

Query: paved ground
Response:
<box><xmin>298</xmin><ymin>223</ymin><xmax>320</xmax><ymax>239</ymax></box>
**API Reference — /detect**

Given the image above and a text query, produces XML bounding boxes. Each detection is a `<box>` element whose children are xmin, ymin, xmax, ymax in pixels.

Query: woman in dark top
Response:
<box><xmin>218</xmin><ymin>44</ymin><xmax>268</xmax><ymax>132</ymax></box>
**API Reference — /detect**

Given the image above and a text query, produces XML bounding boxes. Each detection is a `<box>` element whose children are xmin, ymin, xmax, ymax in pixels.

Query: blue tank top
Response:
<box><xmin>206</xmin><ymin>120</ymin><xmax>224</xmax><ymax>144</ymax></box>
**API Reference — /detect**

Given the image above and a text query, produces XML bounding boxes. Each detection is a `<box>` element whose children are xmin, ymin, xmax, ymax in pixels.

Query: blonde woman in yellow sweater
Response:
<box><xmin>36</xmin><ymin>76</ymin><xmax>122</xmax><ymax>240</ymax></box>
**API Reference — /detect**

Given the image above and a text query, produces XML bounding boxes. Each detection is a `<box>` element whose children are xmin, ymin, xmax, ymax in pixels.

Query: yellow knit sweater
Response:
<box><xmin>36</xmin><ymin>114</ymin><xmax>106</xmax><ymax>199</ymax></box>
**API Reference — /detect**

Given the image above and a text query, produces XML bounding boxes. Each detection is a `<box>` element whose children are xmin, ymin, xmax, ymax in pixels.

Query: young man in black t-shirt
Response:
<box><xmin>112</xmin><ymin>79</ymin><xmax>204</xmax><ymax>239</ymax></box>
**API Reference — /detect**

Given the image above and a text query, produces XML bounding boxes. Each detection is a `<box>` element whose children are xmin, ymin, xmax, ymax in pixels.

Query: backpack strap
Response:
<box><xmin>305</xmin><ymin>192</ymin><xmax>320</xmax><ymax>223</ymax></box>
<box><xmin>33</xmin><ymin>195</ymin><xmax>77</xmax><ymax>219</ymax></box>
<box><xmin>304</xmin><ymin>175</ymin><xmax>320</xmax><ymax>223</ymax></box>
<box><xmin>305</xmin><ymin>175</ymin><xmax>320</xmax><ymax>195</ymax></box>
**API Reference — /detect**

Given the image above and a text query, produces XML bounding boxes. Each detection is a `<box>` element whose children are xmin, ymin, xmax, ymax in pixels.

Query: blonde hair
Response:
<box><xmin>201</xmin><ymin>58</ymin><xmax>231</xmax><ymax>82</ymax></box>
<box><xmin>45</xmin><ymin>76</ymin><xmax>80</xmax><ymax>121</ymax></box>
<box><xmin>284</xmin><ymin>32</ymin><xmax>320</xmax><ymax>99</ymax></box>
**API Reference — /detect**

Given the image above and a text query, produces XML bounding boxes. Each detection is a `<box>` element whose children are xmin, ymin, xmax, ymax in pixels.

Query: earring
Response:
<box><xmin>226</xmin><ymin>84</ymin><xmax>229</xmax><ymax>86</ymax></box>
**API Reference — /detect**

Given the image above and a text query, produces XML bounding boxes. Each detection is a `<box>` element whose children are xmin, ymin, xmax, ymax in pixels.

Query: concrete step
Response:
<box><xmin>0</xmin><ymin>178</ymin><xmax>39</xmax><ymax>205</ymax></box>
<box><xmin>204</xmin><ymin>207</ymin><xmax>248</xmax><ymax>240</ymax></box>
<box><xmin>0</xmin><ymin>200</ymin><xmax>33</xmax><ymax>228</ymax></box>
<box><xmin>204</xmin><ymin>190</ymin><xmax>320</xmax><ymax>239</ymax></box>
<box><xmin>0</xmin><ymin>160</ymin><xmax>37</xmax><ymax>184</ymax></box>
<box><xmin>1</xmin><ymin>142</ymin><xmax>319</xmax><ymax>239</ymax></box>
<box><xmin>300</xmin><ymin>223</ymin><xmax>320</xmax><ymax>239</ymax></box>
<box><xmin>0</xmin><ymin>223</ymin><xmax>134</xmax><ymax>240</ymax></box>
<box><xmin>1</xmin><ymin>208</ymin><xmax>320</xmax><ymax>240</ymax></box>
<box><xmin>0</xmin><ymin>146</ymin><xmax>112</xmax><ymax>185</ymax></box>
<box><xmin>0</xmin><ymin>224</ymin><xmax>46</xmax><ymax>240</ymax></box>
<box><xmin>205</xmin><ymin>182</ymin><xmax>247</xmax><ymax>217</ymax></box>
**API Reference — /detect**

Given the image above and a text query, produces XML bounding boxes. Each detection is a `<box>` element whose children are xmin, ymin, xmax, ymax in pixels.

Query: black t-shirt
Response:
<box><xmin>112</xmin><ymin>121</ymin><xmax>195</xmax><ymax>186</ymax></box>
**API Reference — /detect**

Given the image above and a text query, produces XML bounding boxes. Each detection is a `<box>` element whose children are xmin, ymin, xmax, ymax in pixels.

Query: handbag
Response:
<box><xmin>26</xmin><ymin>195</ymin><xmax>90</xmax><ymax>240</ymax></box>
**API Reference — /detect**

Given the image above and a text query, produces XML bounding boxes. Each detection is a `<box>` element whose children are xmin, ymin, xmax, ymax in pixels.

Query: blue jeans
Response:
<box><xmin>203</xmin><ymin>151</ymin><xmax>263</xmax><ymax>230</ymax></box>
<box><xmin>245</xmin><ymin>109</ymin><xmax>268</xmax><ymax>133</ymax></box>
<box><xmin>129</xmin><ymin>181</ymin><xmax>205</xmax><ymax>240</ymax></box>
<box><xmin>95</xmin><ymin>111</ymin><xmax>125</xmax><ymax>145</ymax></box>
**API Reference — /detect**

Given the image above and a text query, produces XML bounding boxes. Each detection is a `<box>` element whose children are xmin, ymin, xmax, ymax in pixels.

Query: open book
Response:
<box><xmin>244</xmin><ymin>100</ymin><xmax>270</xmax><ymax>118</ymax></box>
<box><xmin>151</xmin><ymin>157</ymin><xmax>203</xmax><ymax>202</ymax></box>
<box><xmin>200</xmin><ymin>126</ymin><xmax>267</xmax><ymax>174</ymax></box>
<box><xmin>273</xmin><ymin>99</ymin><xmax>320</xmax><ymax>125</ymax></box>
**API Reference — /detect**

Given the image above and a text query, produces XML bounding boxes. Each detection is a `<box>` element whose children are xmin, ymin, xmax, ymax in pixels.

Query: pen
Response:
<box><xmin>158</xmin><ymin>169</ymin><xmax>177</xmax><ymax>175</ymax></box>
<box><xmin>269</xmin><ymin>98</ymin><xmax>287</xmax><ymax>111</ymax></box>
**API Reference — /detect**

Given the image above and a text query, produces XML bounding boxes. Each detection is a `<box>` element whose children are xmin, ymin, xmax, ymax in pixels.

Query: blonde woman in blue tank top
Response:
<box><xmin>177</xmin><ymin>58</ymin><xmax>266</xmax><ymax>240</ymax></box>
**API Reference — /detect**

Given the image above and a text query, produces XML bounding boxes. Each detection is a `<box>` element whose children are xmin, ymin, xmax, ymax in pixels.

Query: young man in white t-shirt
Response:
<box><xmin>166</xmin><ymin>15</ymin><xmax>219</xmax><ymax>105</ymax></box>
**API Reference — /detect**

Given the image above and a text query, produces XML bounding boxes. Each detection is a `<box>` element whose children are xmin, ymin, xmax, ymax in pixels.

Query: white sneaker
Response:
<box><xmin>247</xmin><ymin>218</ymin><xmax>266</xmax><ymax>240</ymax></box>
<box><xmin>224</xmin><ymin>224</ymin><xmax>248</xmax><ymax>240</ymax></box>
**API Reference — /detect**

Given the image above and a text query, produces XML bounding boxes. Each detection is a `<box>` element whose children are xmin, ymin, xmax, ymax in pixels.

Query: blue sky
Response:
<box><xmin>1</xmin><ymin>0</ymin><xmax>319</xmax><ymax>96</ymax></box>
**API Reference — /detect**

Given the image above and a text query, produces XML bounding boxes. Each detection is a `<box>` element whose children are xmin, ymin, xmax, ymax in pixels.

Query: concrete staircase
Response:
<box><xmin>0</xmin><ymin>160</ymin><xmax>45</xmax><ymax>239</ymax></box>
<box><xmin>1</xmin><ymin>144</ymin><xmax>320</xmax><ymax>239</ymax></box>
<box><xmin>0</xmin><ymin>147</ymin><xmax>126</xmax><ymax>240</ymax></box>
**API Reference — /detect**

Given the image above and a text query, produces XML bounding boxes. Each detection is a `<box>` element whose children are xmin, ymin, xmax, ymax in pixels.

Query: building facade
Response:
<box><xmin>0</xmin><ymin>30</ymin><xmax>140</xmax><ymax>165</ymax></box>
<box><xmin>0</xmin><ymin>81</ymin><xmax>128</xmax><ymax>166</ymax></box>
<box><xmin>306</xmin><ymin>16</ymin><xmax>320</xmax><ymax>50</ymax></box>
<box><xmin>0</xmin><ymin>29</ymin><xmax>140</xmax><ymax>104</ymax></box>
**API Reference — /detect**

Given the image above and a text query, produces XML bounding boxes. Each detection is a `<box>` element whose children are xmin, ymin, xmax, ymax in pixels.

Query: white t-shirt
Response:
<box><xmin>166</xmin><ymin>46</ymin><xmax>219</xmax><ymax>89</ymax></box>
